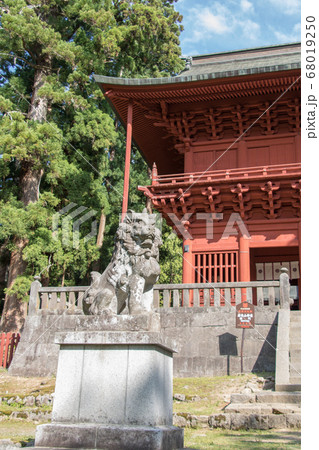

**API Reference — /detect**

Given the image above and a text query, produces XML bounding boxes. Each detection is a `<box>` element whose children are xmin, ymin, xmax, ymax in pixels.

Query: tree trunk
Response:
<box><xmin>0</xmin><ymin>243</ymin><xmax>10</xmax><ymax>313</ymax></box>
<box><xmin>0</xmin><ymin>239</ymin><xmax>28</xmax><ymax>332</ymax></box>
<box><xmin>91</xmin><ymin>212</ymin><xmax>106</xmax><ymax>272</ymax></box>
<box><xmin>96</xmin><ymin>212</ymin><xmax>106</xmax><ymax>248</ymax></box>
<box><xmin>20</xmin><ymin>163</ymin><xmax>44</xmax><ymax>205</ymax></box>
<box><xmin>1</xmin><ymin>58</ymin><xmax>50</xmax><ymax>332</ymax></box>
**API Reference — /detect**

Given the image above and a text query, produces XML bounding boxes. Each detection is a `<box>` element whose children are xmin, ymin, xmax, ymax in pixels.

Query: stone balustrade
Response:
<box><xmin>153</xmin><ymin>281</ymin><xmax>281</xmax><ymax>308</ymax></box>
<box><xmin>28</xmin><ymin>268</ymin><xmax>290</xmax><ymax>315</ymax></box>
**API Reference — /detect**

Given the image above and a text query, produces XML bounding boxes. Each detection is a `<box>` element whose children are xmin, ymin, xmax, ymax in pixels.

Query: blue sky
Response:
<box><xmin>176</xmin><ymin>0</ymin><xmax>301</xmax><ymax>56</ymax></box>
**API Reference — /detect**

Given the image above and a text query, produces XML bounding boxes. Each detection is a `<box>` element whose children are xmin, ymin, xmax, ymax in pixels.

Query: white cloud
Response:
<box><xmin>186</xmin><ymin>3</ymin><xmax>259</xmax><ymax>43</ymax></box>
<box><xmin>183</xmin><ymin>30</ymin><xmax>203</xmax><ymax>44</ymax></box>
<box><xmin>267</xmin><ymin>0</ymin><xmax>300</xmax><ymax>15</ymax></box>
<box><xmin>272</xmin><ymin>23</ymin><xmax>301</xmax><ymax>42</ymax></box>
<box><xmin>196</xmin><ymin>7</ymin><xmax>231</xmax><ymax>34</ymax></box>
<box><xmin>239</xmin><ymin>19</ymin><xmax>260</xmax><ymax>39</ymax></box>
<box><xmin>240</xmin><ymin>0</ymin><xmax>254</xmax><ymax>13</ymax></box>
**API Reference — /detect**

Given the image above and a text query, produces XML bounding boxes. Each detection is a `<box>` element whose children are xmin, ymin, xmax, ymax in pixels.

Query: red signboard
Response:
<box><xmin>236</xmin><ymin>302</ymin><xmax>255</xmax><ymax>329</ymax></box>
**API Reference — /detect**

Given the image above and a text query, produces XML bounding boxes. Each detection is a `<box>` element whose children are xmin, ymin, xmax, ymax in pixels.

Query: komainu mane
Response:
<box><xmin>83</xmin><ymin>210</ymin><xmax>162</xmax><ymax>315</ymax></box>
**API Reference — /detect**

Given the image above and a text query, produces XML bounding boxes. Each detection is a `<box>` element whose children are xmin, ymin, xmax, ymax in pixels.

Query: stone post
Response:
<box><xmin>279</xmin><ymin>267</ymin><xmax>292</xmax><ymax>309</ymax></box>
<box><xmin>28</xmin><ymin>276</ymin><xmax>41</xmax><ymax>315</ymax></box>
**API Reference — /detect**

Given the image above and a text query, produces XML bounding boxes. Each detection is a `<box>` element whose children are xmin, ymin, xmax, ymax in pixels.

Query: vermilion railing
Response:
<box><xmin>0</xmin><ymin>332</ymin><xmax>20</xmax><ymax>368</ymax></box>
<box><xmin>151</xmin><ymin>163</ymin><xmax>301</xmax><ymax>187</ymax></box>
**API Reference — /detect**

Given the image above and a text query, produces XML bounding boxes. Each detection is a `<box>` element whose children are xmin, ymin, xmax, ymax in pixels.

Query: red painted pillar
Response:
<box><xmin>121</xmin><ymin>102</ymin><xmax>133</xmax><ymax>221</ymax></box>
<box><xmin>182</xmin><ymin>239</ymin><xmax>193</xmax><ymax>284</ymax></box>
<box><xmin>298</xmin><ymin>220</ymin><xmax>301</xmax><ymax>310</ymax></box>
<box><xmin>239</xmin><ymin>235</ymin><xmax>250</xmax><ymax>281</ymax></box>
<box><xmin>239</xmin><ymin>235</ymin><xmax>250</xmax><ymax>302</ymax></box>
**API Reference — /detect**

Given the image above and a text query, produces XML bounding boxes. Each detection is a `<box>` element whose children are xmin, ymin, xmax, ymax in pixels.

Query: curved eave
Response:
<box><xmin>95</xmin><ymin>67</ymin><xmax>301</xmax><ymax>176</ymax></box>
<box><xmin>94</xmin><ymin>62</ymin><xmax>301</xmax><ymax>87</ymax></box>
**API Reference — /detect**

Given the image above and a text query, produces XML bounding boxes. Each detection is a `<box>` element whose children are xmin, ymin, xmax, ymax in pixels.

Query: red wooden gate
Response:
<box><xmin>0</xmin><ymin>333</ymin><xmax>20</xmax><ymax>368</ymax></box>
<box><xmin>194</xmin><ymin>251</ymin><xmax>238</xmax><ymax>306</ymax></box>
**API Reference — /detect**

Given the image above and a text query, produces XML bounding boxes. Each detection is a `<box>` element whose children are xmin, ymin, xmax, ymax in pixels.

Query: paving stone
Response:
<box><xmin>272</xmin><ymin>404</ymin><xmax>301</xmax><ymax>414</ymax></box>
<box><xmin>245</xmin><ymin>382</ymin><xmax>260</xmax><ymax>393</ymax></box>
<box><xmin>189</xmin><ymin>415</ymin><xmax>199</xmax><ymax>428</ymax></box>
<box><xmin>249</xmin><ymin>414</ymin><xmax>269</xmax><ymax>430</ymax></box>
<box><xmin>229</xmin><ymin>413</ymin><xmax>249</xmax><ymax>430</ymax></box>
<box><xmin>286</xmin><ymin>413</ymin><xmax>301</xmax><ymax>428</ymax></box>
<box><xmin>230</xmin><ymin>393</ymin><xmax>256</xmax><ymax>404</ymax></box>
<box><xmin>268</xmin><ymin>414</ymin><xmax>287</xmax><ymax>429</ymax></box>
<box><xmin>173</xmin><ymin>414</ymin><xmax>188</xmax><ymax>428</ymax></box>
<box><xmin>241</xmin><ymin>387</ymin><xmax>253</xmax><ymax>394</ymax></box>
<box><xmin>256</xmin><ymin>391</ymin><xmax>301</xmax><ymax>404</ymax></box>
<box><xmin>225</xmin><ymin>403</ymin><xmax>272</xmax><ymax>414</ymax></box>
<box><xmin>208</xmin><ymin>414</ymin><xmax>231</xmax><ymax>429</ymax></box>
<box><xmin>196</xmin><ymin>416</ymin><xmax>209</xmax><ymax>427</ymax></box>
<box><xmin>173</xmin><ymin>394</ymin><xmax>186</xmax><ymax>402</ymax></box>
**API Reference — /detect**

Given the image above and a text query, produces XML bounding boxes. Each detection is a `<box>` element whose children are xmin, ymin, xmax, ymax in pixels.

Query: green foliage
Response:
<box><xmin>159</xmin><ymin>222</ymin><xmax>183</xmax><ymax>284</ymax></box>
<box><xmin>0</xmin><ymin>0</ymin><xmax>184</xmax><ymax>302</ymax></box>
<box><xmin>4</xmin><ymin>276</ymin><xmax>33</xmax><ymax>302</ymax></box>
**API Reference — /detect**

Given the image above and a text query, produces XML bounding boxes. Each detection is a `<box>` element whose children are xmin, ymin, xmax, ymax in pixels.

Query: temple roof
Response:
<box><xmin>95</xmin><ymin>43</ymin><xmax>301</xmax><ymax>175</ymax></box>
<box><xmin>95</xmin><ymin>43</ymin><xmax>300</xmax><ymax>87</ymax></box>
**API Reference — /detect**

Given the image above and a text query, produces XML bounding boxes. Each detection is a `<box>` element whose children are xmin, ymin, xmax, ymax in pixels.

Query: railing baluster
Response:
<box><xmin>3</xmin><ymin>332</ymin><xmax>11</xmax><ymax>368</ymax></box>
<box><xmin>193</xmin><ymin>289</ymin><xmax>200</xmax><ymax>307</ymax></box>
<box><xmin>163</xmin><ymin>290</ymin><xmax>170</xmax><ymax>308</ymax></box>
<box><xmin>49</xmin><ymin>292</ymin><xmax>58</xmax><ymax>310</ymax></box>
<box><xmin>203</xmin><ymin>289</ymin><xmax>210</xmax><ymax>307</ymax></box>
<box><xmin>224</xmin><ymin>288</ymin><xmax>231</xmax><ymax>307</ymax></box>
<box><xmin>31</xmin><ymin>280</ymin><xmax>282</xmax><ymax>314</ymax></box>
<box><xmin>173</xmin><ymin>290</ymin><xmax>179</xmax><ymax>308</ymax></box>
<box><xmin>77</xmin><ymin>292</ymin><xmax>84</xmax><ymax>309</ymax></box>
<box><xmin>59</xmin><ymin>292</ymin><xmax>67</xmax><ymax>310</ymax></box>
<box><xmin>183</xmin><ymin>289</ymin><xmax>189</xmax><ymax>307</ymax></box>
<box><xmin>153</xmin><ymin>289</ymin><xmax>160</xmax><ymax>308</ymax></box>
<box><xmin>257</xmin><ymin>287</ymin><xmax>264</xmax><ymax>306</ymax></box>
<box><xmin>68</xmin><ymin>291</ymin><xmax>76</xmax><ymax>311</ymax></box>
<box><xmin>269</xmin><ymin>286</ymin><xmax>275</xmax><ymax>306</ymax></box>
<box><xmin>41</xmin><ymin>293</ymin><xmax>49</xmax><ymax>310</ymax></box>
<box><xmin>0</xmin><ymin>334</ymin><xmax>5</xmax><ymax>367</ymax></box>
<box><xmin>214</xmin><ymin>288</ymin><xmax>220</xmax><ymax>307</ymax></box>
<box><xmin>246</xmin><ymin>287</ymin><xmax>253</xmax><ymax>303</ymax></box>
<box><xmin>235</xmin><ymin>288</ymin><xmax>241</xmax><ymax>304</ymax></box>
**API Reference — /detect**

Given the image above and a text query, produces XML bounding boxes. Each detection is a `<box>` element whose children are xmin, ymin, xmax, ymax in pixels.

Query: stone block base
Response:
<box><xmin>35</xmin><ymin>423</ymin><xmax>184</xmax><ymax>450</ymax></box>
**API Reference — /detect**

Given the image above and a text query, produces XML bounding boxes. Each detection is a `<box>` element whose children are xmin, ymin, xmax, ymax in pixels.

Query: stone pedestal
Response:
<box><xmin>35</xmin><ymin>326</ymin><xmax>183</xmax><ymax>450</ymax></box>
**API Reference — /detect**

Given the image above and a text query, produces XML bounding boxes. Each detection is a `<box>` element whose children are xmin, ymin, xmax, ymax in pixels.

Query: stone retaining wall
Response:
<box><xmin>9</xmin><ymin>308</ymin><xmax>278</xmax><ymax>378</ymax></box>
<box><xmin>159</xmin><ymin>307</ymin><xmax>278</xmax><ymax>377</ymax></box>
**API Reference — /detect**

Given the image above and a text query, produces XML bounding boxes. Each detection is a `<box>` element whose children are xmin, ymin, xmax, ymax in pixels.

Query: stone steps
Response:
<box><xmin>276</xmin><ymin>384</ymin><xmax>301</xmax><ymax>392</ymax></box>
<box><xmin>230</xmin><ymin>391</ymin><xmax>301</xmax><ymax>404</ymax></box>
<box><xmin>217</xmin><ymin>387</ymin><xmax>301</xmax><ymax>430</ymax></box>
<box><xmin>225</xmin><ymin>403</ymin><xmax>300</xmax><ymax>414</ymax></box>
<box><xmin>173</xmin><ymin>411</ymin><xmax>301</xmax><ymax>430</ymax></box>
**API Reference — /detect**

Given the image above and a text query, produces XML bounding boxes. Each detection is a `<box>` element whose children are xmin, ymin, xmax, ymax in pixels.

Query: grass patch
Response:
<box><xmin>173</xmin><ymin>373</ymin><xmax>273</xmax><ymax>416</ymax></box>
<box><xmin>0</xmin><ymin>404</ymin><xmax>52</xmax><ymax>415</ymax></box>
<box><xmin>0</xmin><ymin>422</ymin><xmax>301</xmax><ymax>449</ymax></box>
<box><xmin>0</xmin><ymin>371</ymin><xmax>299</xmax><ymax>449</ymax></box>
<box><xmin>184</xmin><ymin>428</ymin><xmax>301</xmax><ymax>449</ymax></box>
<box><xmin>0</xmin><ymin>418</ymin><xmax>39</xmax><ymax>446</ymax></box>
<box><xmin>0</xmin><ymin>368</ymin><xmax>55</xmax><ymax>398</ymax></box>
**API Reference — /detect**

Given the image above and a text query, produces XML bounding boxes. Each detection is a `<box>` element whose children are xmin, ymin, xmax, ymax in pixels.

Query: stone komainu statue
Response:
<box><xmin>83</xmin><ymin>210</ymin><xmax>162</xmax><ymax>315</ymax></box>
